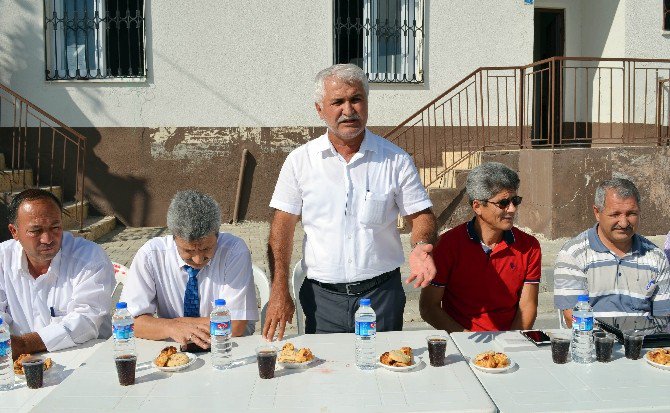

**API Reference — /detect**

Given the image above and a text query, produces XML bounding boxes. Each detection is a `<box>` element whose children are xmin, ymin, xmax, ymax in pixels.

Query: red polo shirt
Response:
<box><xmin>431</xmin><ymin>218</ymin><xmax>542</xmax><ymax>331</ymax></box>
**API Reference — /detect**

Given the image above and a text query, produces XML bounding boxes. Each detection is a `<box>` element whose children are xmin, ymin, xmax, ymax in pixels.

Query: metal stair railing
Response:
<box><xmin>0</xmin><ymin>82</ymin><xmax>87</xmax><ymax>232</ymax></box>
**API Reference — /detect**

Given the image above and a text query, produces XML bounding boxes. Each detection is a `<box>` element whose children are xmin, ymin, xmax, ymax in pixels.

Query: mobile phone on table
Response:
<box><xmin>520</xmin><ymin>329</ymin><xmax>552</xmax><ymax>346</ymax></box>
<box><xmin>181</xmin><ymin>341</ymin><xmax>211</xmax><ymax>353</ymax></box>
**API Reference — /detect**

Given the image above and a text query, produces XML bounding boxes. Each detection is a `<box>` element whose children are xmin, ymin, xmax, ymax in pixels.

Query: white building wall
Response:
<box><xmin>0</xmin><ymin>0</ymin><xmax>533</xmax><ymax>128</ymax></box>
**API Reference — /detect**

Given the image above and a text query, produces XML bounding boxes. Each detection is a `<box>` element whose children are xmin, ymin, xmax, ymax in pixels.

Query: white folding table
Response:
<box><xmin>31</xmin><ymin>330</ymin><xmax>496</xmax><ymax>412</ymax></box>
<box><xmin>0</xmin><ymin>339</ymin><xmax>105</xmax><ymax>413</ymax></box>
<box><xmin>451</xmin><ymin>330</ymin><xmax>670</xmax><ymax>413</ymax></box>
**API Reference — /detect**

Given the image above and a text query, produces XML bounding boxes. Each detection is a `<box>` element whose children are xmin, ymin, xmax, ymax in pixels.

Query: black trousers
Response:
<box><xmin>299</xmin><ymin>268</ymin><xmax>406</xmax><ymax>334</ymax></box>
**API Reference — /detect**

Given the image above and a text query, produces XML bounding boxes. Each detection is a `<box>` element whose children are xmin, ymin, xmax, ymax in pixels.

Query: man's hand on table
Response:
<box><xmin>407</xmin><ymin>243</ymin><xmax>437</xmax><ymax>288</ymax></box>
<box><xmin>262</xmin><ymin>291</ymin><xmax>295</xmax><ymax>342</ymax></box>
<box><xmin>169</xmin><ymin>317</ymin><xmax>211</xmax><ymax>349</ymax></box>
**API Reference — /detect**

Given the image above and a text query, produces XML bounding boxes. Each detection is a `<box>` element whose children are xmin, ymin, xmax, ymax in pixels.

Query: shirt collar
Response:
<box><xmin>588</xmin><ymin>223</ymin><xmax>641</xmax><ymax>255</ymax></box>
<box><xmin>313</xmin><ymin>129</ymin><xmax>378</xmax><ymax>158</ymax></box>
<box><xmin>466</xmin><ymin>217</ymin><xmax>516</xmax><ymax>245</ymax></box>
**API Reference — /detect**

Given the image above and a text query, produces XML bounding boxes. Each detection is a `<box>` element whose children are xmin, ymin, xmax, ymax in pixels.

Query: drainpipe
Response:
<box><xmin>232</xmin><ymin>148</ymin><xmax>248</xmax><ymax>224</ymax></box>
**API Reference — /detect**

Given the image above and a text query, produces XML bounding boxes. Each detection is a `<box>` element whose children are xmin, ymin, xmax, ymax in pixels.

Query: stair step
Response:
<box><xmin>62</xmin><ymin>200</ymin><xmax>90</xmax><ymax>228</ymax></box>
<box><xmin>0</xmin><ymin>169</ymin><xmax>34</xmax><ymax>192</ymax></box>
<box><xmin>69</xmin><ymin>216</ymin><xmax>117</xmax><ymax>241</ymax></box>
<box><xmin>1</xmin><ymin>186</ymin><xmax>63</xmax><ymax>204</ymax></box>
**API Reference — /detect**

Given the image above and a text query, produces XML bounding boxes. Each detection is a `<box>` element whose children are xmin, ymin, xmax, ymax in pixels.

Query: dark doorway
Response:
<box><xmin>532</xmin><ymin>8</ymin><xmax>565</xmax><ymax>145</ymax></box>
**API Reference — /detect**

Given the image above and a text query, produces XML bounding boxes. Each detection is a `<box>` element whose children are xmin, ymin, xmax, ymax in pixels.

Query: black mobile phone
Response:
<box><xmin>521</xmin><ymin>329</ymin><xmax>552</xmax><ymax>346</ymax></box>
<box><xmin>181</xmin><ymin>342</ymin><xmax>211</xmax><ymax>353</ymax></box>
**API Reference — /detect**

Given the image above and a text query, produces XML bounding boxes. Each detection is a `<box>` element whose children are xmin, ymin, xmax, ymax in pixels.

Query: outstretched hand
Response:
<box><xmin>406</xmin><ymin>243</ymin><xmax>437</xmax><ymax>288</ymax></box>
<box><xmin>262</xmin><ymin>292</ymin><xmax>295</xmax><ymax>341</ymax></box>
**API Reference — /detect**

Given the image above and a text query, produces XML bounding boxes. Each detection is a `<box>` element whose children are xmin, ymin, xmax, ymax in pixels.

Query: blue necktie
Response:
<box><xmin>183</xmin><ymin>265</ymin><xmax>200</xmax><ymax>317</ymax></box>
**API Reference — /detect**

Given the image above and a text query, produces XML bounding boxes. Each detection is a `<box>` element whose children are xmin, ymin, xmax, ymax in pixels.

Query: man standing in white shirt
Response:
<box><xmin>0</xmin><ymin>189</ymin><xmax>114</xmax><ymax>357</ymax></box>
<box><xmin>121</xmin><ymin>190</ymin><xmax>258</xmax><ymax>349</ymax></box>
<box><xmin>263</xmin><ymin>64</ymin><xmax>437</xmax><ymax>340</ymax></box>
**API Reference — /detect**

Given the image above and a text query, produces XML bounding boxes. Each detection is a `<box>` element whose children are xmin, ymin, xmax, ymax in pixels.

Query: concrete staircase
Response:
<box><xmin>0</xmin><ymin>153</ymin><xmax>116</xmax><ymax>241</ymax></box>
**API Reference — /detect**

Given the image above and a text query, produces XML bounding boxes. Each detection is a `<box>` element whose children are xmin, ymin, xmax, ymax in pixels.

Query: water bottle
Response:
<box><xmin>0</xmin><ymin>318</ymin><xmax>13</xmax><ymax>390</ymax></box>
<box><xmin>355</xmin><ymin>298</ymin><xmax>376</xmax><ymax>370</ymax></box>
<box><xmin>112</xmin><ymin>302</ymin><xmax>136</xmax><ymax>358</ymax></box>
<box><xmin>571</xmin><ymin>295</ymin><xmax>595</xmax><ymax>364</ymax></box>
<box><xmin>210</xmin><ymin>298</ymin><xmax>232</xmax><ymax>370</ymax></box>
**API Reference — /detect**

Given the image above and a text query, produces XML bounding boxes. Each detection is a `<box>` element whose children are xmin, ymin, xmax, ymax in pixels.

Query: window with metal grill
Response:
<box><xmin>44</xmin><ymin>0</ymin><xmax>146</xmax><ymax>80</ymax></box>
<box><xmin>334</xmin><ymin>0</ymin><xmax>424</xmax><ymax>83</ymax></box>
<box><xmin>664</xmin><ymin>0</ymin><xmax>670</xmax><ymax>31</ymax></box>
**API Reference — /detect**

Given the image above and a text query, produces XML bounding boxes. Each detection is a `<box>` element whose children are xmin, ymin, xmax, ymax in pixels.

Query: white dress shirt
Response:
<box><xmin>270</xmin><ymin>129</ymin><xmax>432</xmax><ymax>283</ymax></box>
<box><xmin>0</xmin><ymin>232</ymin><xmax>115</xmax><ymax>351</ymax></box>
<box><xmin>120</xmin><ymin>233</ymin><xmax>259</xmax><ymax>321</ymax></box>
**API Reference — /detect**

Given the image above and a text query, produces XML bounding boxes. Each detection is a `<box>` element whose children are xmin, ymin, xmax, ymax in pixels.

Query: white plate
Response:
<box><xmin>377</xmin><ymin>358</ymin><xmax>424</xmax><ymax>372</ymax></box>
<box><xmin>278</xmin><ymin>357</ymin><xmax>319</xmax><ymax>369</ymax></box>
<box><xmin>470</xmin><ymin>358</ymin><xmax>515</xmax><ymax>374</ymax></box>
<box><xmin>645</xmin><ymin>354</ymin><xmax>670</xmax><ymax>371</ymax></box>
<box><xmin>152</xmin><ymin>352</ymin><xmax>197</xmax><ymax>372</ymax></box>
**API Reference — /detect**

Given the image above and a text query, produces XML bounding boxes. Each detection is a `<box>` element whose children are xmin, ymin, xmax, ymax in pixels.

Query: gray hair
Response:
<box><xmin>166</xmin><ymin>190</ymin><xmax>221</xmax><ymax>241</ymax></box>
<box><xmin>594</xmin><ymin>178</ymin><xmax>640</xmax><ymax>210</ymax></box>
<box><xmin>314</xmin><ymin>64</ymin><xmax>369</xmax><ymax>107</ymax></box>
<box><xmin>466</xmin><ymin>162</ymin><xmax>520</xmax><ymax>205</ymax></box>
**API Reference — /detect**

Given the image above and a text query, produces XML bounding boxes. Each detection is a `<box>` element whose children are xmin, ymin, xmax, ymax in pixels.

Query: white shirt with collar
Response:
<box><xmin>120</xmin><ymin>233</ymin><xmax>259</xmax><ymax>321</ymax></box>
<box><xmin>270</xmin><ymin>129</ymin><xmax>432</xmax><ymax>283</ymax></box>
<box><xmin>0</xmin><ymin>232</ymin><xmax>115</xmax><ymax>351</ymax></box>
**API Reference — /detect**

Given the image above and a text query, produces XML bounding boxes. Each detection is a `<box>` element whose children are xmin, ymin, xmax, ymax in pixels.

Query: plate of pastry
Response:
<box><xmin>470</xmin><ymin>351</ymin><xmax>515</xmax><ymax>373</ymax></box>
<box><xmin>277</xmin><ymin>342</ymin><xmax>317</xmax><ymax>369</ymax></box>
<box><xmin>153</xmin><ymin>346</ymin><xmax>197</xmax><ymax>372</ymax></box>
<box><xmin>378</xmin><ymin>347</ymin><xmax>423</xmax><ymax>372</ymax></box>
<box><xmin>645</xmin><ymin>348</ymin><xmax>670</xmax><ymax>371</ymax></box>
<box><xmin>13</xmin><ymin>354</ymin><xmax>55</xmax><ymax>379</ymax></box>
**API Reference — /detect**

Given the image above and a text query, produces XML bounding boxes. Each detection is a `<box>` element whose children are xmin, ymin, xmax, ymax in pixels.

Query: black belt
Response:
<box><xmin>307</xmin><ymin>268</ymin><xmax>399</xmax><ymax>296</ymax></box>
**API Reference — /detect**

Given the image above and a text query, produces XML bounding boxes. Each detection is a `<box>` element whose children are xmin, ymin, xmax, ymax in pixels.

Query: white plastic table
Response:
<box><xmin>0</xmin><ymin>339</ymin><xmax>105</xmax><ymax>413</ymax></box>
<box><xmin>451</xmin><ymin>330</ymin><xmax>670</xmax><ymax>412</ymax></box>
<box><xmin>32</xmin><ymin>330</ymin><xmax>496</xmax><ymax>412</ymax></box>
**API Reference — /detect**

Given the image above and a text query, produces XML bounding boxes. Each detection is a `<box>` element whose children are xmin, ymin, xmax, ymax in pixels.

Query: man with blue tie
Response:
<box><xmin>120</xmin><ymin>190</ymin><xmax>259</xmax><ymax>349</ymax></box>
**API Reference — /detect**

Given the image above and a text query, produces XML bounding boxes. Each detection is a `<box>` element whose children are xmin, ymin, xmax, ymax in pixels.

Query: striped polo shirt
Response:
<box><xmin>554</xmin><ymin>224</ymin><xmax>670</xmax><ymax>317</ymax></box>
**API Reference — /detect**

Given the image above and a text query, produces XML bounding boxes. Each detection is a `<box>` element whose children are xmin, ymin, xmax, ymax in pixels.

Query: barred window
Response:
<box><xmin>334</xmin><ymin>0</ymin><xmax>424</xmax><ymax>83</ymax></box>
<box><xmin>665</xmin><ymin>0</ymin><xmax>670</xmax><ymax>31</ymax></box>
<box><xmin>44</xmin><ymin>0</ymin><xmax>146</xmax><ymax>80</ymax></box>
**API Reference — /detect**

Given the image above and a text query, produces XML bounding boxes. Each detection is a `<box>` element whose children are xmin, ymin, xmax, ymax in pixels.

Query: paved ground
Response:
<box><xmin>96</xmin><ymin>223</ymin><xmax>668</xmax><ymax>334</ymax></box>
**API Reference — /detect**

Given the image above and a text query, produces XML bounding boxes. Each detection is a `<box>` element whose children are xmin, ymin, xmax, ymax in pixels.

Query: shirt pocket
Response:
<box><xmin>358</xmin><ymin>191</ymin><xmax>390</xmax><ymax>227</ymax></box>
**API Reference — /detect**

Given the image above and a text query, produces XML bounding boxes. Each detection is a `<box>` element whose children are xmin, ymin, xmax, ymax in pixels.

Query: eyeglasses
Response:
<box><xmin>480</xmin><ymin>195</ymin><xmax>523</xmax><ymax>209</ymax></box>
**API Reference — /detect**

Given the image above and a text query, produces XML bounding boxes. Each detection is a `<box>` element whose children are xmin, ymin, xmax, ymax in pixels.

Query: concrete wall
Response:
<box><xmin>517</xmin><ymin>146</ymin><xmax>670</xmax><ymax>239</ymax></box>
<box><xmin>0</xmin><ymin>1</ymin><xmax>533</xmax><ymax>128</ymax></box>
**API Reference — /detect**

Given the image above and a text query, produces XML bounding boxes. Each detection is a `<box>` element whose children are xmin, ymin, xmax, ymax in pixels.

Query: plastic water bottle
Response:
<box><xmin>571</xmin><ymin>295</ymin><xmax>595</xmax><ymax>364</ymax></box>
<box><xmin>210</xmin><ymin>298</ymin><xmax>232</xmax><ymax>370</ymax></box>
<box><xmin>112</xmin><ymin>302</ymin><xmax>136</xmax><ymax>358</ymax></box>
<box><xmin>355</xmin><ymin>298</ymin><xmax>376</xmax><ymax>370</ymax></box>
<box><xmin>0</xmin><ymin>318</ymin><xmax>13</xmax><ymax>390</ymax></box>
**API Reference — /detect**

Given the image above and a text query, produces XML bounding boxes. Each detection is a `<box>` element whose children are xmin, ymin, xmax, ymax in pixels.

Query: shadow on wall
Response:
<box><xmin>0</xmin><ymin>1</ymin><xmax>153</xmax><ymax>227</ymax></box>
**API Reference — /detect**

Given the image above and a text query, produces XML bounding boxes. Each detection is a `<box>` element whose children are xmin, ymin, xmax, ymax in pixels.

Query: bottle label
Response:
<box><xmin>572</xmin><ymin>315</ymin><xmax>594</xmax><ymax>332</ymax></box>
<box><xmin>113</xmin><ymin>324</ymin><xmax>134</xmax><ymax>340</ymax></box>
<box><xmin>0</xmin><ymin>339</ymin><xmax>10</xmax><ymax>357</ymax></box>
<box><xmin>210</xmin><ymin>321</ymin><xmax>231</xmax><ymax>336</ymax></box>
<box><xmin>355</xmin><ymin>321</ymin><xmax>376</xmax><ymax>337</ymax></box>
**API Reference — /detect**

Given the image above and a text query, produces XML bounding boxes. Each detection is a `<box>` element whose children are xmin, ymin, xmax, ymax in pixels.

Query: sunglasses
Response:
<box><xmin>480</xmin><ymin>195</ymin><xmax>523</xmax><ymax>209</ymax></box>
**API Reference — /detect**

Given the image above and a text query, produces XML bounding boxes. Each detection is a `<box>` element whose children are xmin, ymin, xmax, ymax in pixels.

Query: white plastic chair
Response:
<box><xmin>111</xmin><ymin>262</ymin><xmax>129</xmax><ymax>308</ymax></box>
<box><xmin>252</xmin><ymin>264</ymin><xmax>270</xmax><ymax>331</ymax></box>
<box><xmin>291</xmin><ymin>260</ymin><xmax>307</xmax><ymax>335</ymax></box>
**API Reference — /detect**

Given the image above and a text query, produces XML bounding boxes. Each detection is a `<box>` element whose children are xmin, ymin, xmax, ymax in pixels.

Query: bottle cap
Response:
<box><xmin>360</xmin><ymin>298</ymin><xmax>371</xmax><ymax>306</ymax></box>
<box><xmin>577</xmin><ymin>295</ymin><xmax>589</xmax><ymax>302</ymax></box>
<box><xmin>214</xmin><ymin>299</ymin><xmax>226</xmax><ymax>306</ymax></box>
<box><xmin>116</xmin><ymin>302</ymin><xmax>128</xmax><ymax>309</ymax></box>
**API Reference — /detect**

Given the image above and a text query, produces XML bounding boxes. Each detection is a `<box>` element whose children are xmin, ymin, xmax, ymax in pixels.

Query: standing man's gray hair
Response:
<box><xmin>594</xmin><ymin>178</ymin><xmax>640</xmax><ymax>210</ymax></box>
<box><xmin>465</xmin><ymin>162</ymin><xmax>520</xmax><ymax>205</ymax></box>
<box><xmin>314</xmin><ymin>63</ymin><xmax>369</xmax><ymax>107</ymax></box>
<box><xmin>167</xmin><ymin>190</ymin><xmax>221</xmax><ymax>241</ymax></box>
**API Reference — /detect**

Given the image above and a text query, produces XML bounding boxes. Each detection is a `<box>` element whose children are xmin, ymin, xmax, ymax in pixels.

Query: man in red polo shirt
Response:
<box><xmin>419</xmin><ymin>162</ymin><xmax>541</xmax><ymax>332</ymax></box>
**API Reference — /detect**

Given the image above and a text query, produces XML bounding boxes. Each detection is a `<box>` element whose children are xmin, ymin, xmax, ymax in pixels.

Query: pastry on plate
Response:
<box><xmin>154</xmin><ymin>346</ymin><xmax>179</xmax><ymax>367</ymax></box>
<box><xmin>473</xmin><ymin>351</ymin><xmax>510</xmax><ymax>369</ymax></box>
<box><xmin>277</xmin><ymin>342</ymin><xmax>315</xmax><ymax>363</ymax></box>
<box><xmin>380</xmin><ymin>347</ymin><xmax>414</xmax><ymax>367</ymax></box>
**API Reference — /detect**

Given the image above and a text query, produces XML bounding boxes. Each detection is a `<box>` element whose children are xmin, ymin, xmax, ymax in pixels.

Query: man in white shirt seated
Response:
<box><xmin>120</xmin><ymin>190</ymin><xmax>259</xmax><ymax>350</ymax></box>
<box><xmin>0</xmin><ymin>189</ymin><xmax>115</xmax><ymax>357</ymax></box>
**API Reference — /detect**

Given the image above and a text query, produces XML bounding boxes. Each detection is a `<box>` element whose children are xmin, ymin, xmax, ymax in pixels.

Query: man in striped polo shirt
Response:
<box><xmin>554</xmin><ymin>178</ymin><xmax>670</xmax><ymax>327</ymax></box>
